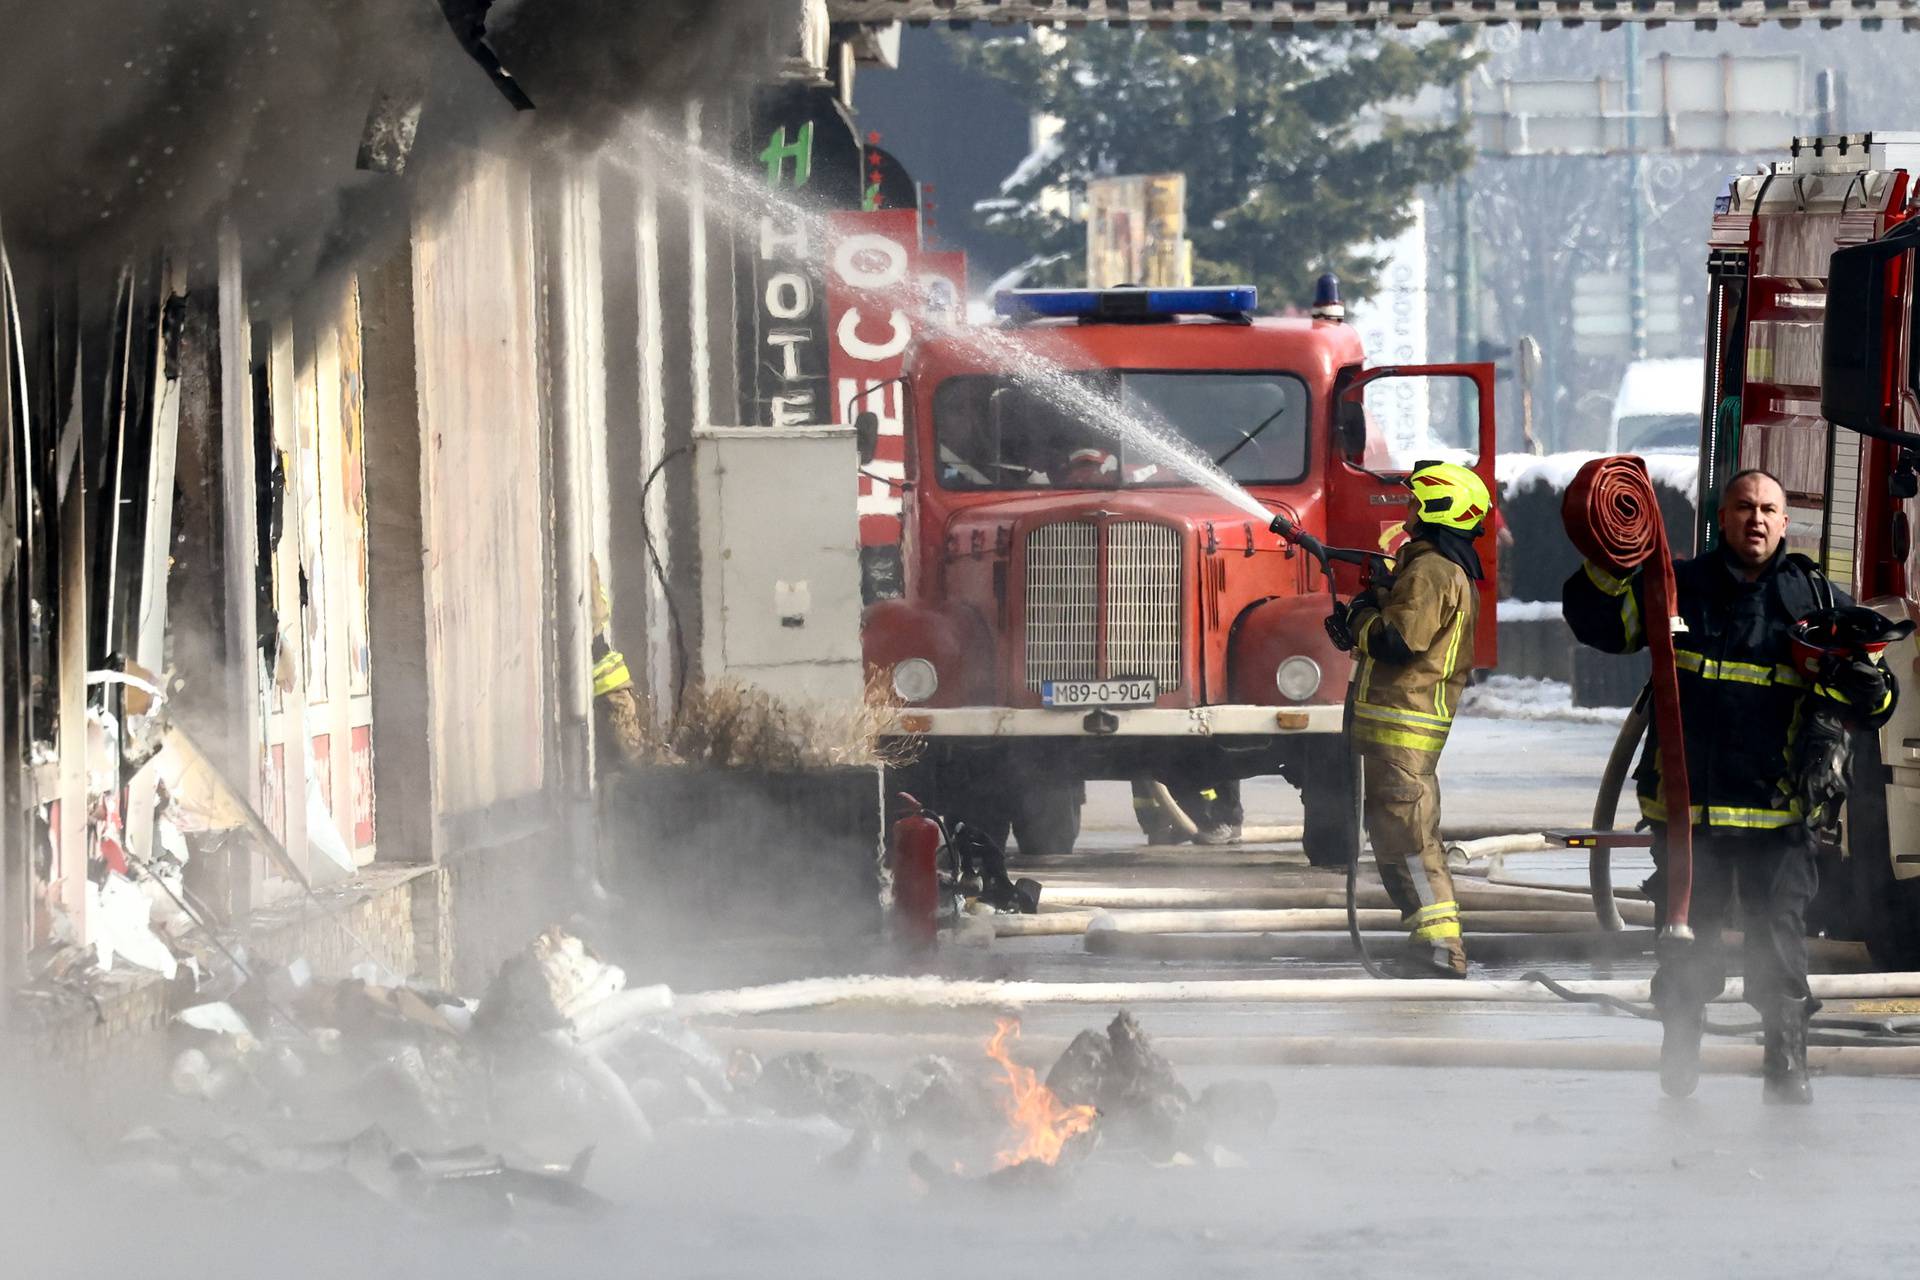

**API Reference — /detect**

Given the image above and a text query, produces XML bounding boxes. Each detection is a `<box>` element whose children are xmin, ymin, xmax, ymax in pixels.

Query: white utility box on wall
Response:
<box><xmin>693</xmin><ymin>426</ymin><xmax>865</xmax><ymax>704</ymax></box>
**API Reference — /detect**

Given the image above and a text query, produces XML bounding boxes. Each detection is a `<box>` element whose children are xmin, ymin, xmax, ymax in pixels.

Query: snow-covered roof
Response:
<box><xmin>1497</xmin><ymin>450</ymin><xmax>1698</xmax><ymax>498</ymax></box>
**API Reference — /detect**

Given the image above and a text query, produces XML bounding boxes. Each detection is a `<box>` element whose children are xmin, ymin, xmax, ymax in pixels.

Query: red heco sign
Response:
<box><xmin>825</xmin><ymin>210</ymin><xmax>965</xmax><ymax>547</ymax></box>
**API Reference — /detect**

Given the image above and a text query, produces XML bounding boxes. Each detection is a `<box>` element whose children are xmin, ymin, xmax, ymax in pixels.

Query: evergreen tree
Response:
<box><xmin>957</xmin><ymin>27</ymin><xmax>1478</xmax><ymax>308</ymax></box>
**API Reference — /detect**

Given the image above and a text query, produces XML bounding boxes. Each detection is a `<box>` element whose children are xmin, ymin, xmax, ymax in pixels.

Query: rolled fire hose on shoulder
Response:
<box><xmin>1562</xmin><ymin>456</ymin><xmax>1694</xmax><ymax>943</ymax></box>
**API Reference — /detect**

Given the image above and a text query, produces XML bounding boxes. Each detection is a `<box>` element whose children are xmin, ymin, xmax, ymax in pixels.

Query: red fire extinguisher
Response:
<box><xmin>888</xmin><ymin>792</ymin><xmax>942</xmax><ymax>949</ymax></box>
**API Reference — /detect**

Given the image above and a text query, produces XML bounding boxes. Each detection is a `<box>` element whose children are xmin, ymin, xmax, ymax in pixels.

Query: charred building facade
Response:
<box><xmin>0</xmin><ymin>0</ymin><xmax>893</xmax><ymax>1044</ymax></box>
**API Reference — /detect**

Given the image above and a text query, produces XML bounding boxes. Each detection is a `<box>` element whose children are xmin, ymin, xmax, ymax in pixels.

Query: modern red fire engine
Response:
<box><xmin>862</xmin><ymin>285</ymin><xmax>1499</xmax><ymax>861</ymax></box>
<box><xmin>1677</xmin><ymin>131</ymin><xmax>1920</xmax><ymax>966</ymax></box>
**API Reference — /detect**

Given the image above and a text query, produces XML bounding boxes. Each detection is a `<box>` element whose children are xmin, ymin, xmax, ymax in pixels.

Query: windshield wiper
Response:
<box><xmin>1214</xmin><ymin>402</ymin><xmax>1290</xmax><ymax>468</ymax></box>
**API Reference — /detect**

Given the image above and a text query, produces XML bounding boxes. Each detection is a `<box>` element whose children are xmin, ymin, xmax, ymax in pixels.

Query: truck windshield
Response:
<box><xmin>932</xmin><ymin>371</ymin><xmax>1309</xmax><ymax>491</ymax></box>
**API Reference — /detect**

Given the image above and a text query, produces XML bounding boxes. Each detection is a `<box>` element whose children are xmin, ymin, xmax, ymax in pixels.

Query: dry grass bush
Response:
<box><xmin>620</xmin><ymin>674</ymin><xmax>919</xmax><ymax>772</ymax></box>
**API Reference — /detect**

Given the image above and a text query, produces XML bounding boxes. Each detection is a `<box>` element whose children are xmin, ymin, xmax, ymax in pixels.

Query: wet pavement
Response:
<box><xmin>15</xmin><ymin>719</ymin><xmax>1918</xmax><ymax>1279</ymax></box>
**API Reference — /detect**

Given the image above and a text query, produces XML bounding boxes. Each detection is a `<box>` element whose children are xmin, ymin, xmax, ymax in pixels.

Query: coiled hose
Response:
<box><xmin>1562</xmin><ymin>456</ymin><xmax>1695</xmax><ymax>941</ymax></box>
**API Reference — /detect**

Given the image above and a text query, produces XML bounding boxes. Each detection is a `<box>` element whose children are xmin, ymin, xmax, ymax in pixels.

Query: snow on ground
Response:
<box><xmin>1496</xmin><ymin>450</ymin><xmax>1697</xmax><ymax>499</ymax></box>
<box><xmin>1458</xmin><ymin>674</ymin><xmax>1627</xmax><ymax>725</ymax></box>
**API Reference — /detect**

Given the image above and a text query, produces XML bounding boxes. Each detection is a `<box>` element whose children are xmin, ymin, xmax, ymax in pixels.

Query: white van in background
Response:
<box><xmin>1606</xmin><ymin>357</ymin><xmax>1704</xmax><ymax>456</ymax></box>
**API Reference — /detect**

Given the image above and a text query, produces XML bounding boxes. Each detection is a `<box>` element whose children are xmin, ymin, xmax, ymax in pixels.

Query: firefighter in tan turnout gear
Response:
<box><xmin>1325</xmin><ymin>461</ymin><xmax>1492</xmax><ymax>978</ymax></box>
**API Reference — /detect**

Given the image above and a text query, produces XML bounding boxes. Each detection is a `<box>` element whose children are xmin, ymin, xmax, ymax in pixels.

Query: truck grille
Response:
<box><xmin>1023</xmin><ymin>521</ymin><xmax>1099</xmax><ymax>687</ymax></box>
<box><xmin>1022</xmin><ymin>519</ymin><xmax>1183</xmax><ymax>691</ymax></box>
<box><xmin>1106</xmin><ymin>522</ymin><xmax>1183</xmax><ymax>687</ymax></box>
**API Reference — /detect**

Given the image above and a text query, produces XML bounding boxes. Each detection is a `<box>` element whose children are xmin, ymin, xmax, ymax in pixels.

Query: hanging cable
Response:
<box><xmin>639</xmin><ymin>444</ymin><xmax>691</xmax><ymax>718</ymax></box>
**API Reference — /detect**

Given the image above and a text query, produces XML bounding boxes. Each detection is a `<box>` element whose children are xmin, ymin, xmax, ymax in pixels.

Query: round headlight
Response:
<box><xmin>891</xmin><ymin>657</ymin><xmax>939</xmax><ymax>704</ymax></box>
<box><xmin>1276</xmin><ymin>656</ymin><xmax>1322</xmax><ymax>702</ymax></box>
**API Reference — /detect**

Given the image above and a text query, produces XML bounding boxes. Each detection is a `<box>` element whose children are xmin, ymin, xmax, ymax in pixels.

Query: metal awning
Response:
<box><xmin>827</xmin><ymin>1</ymin><xmax>1919</xmax><ymax>29</ymax></box>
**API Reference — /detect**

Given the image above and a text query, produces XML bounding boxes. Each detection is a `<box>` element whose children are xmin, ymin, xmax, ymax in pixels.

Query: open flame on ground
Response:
<box><xmin>984</xmin><ymin>1017</ymin><xmax>1098</xmax><ymax>1168</ymax></box>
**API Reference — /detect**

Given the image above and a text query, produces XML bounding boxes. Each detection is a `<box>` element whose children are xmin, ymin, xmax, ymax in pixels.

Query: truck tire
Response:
<box><xmin>1012</xmin><ymin>783</ymin><xmax>1083</xmax><ymax>859</ymax></box>
<box><xmin>1843</xmin><ymin>730</ymin><xmax>1920</xmax><ymax>970</ymax></box>
<box><xmin>1300</xmin><ymin>737</ymin><xmax>1362</xmax><ymax>870</ymax></box>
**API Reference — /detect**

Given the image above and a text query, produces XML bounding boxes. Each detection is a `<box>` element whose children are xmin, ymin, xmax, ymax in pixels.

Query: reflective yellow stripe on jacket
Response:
<box><xmin>1355</xmin><ymin>616</ymin><xmax>1381</xmax><ymax>703</ymax></box>
<box><xmin>1433</xmin><ymin>612</ymin><xmax>1467</xmax><ymax>719</ymax></box>
<box><xmin>592</xmin><ymin>650</ymin><xmax>633</xmax><ymax>698</ymax></box>
<box><xmin>1583</xmin><ymin>560</ymin><xmax>1642</xmax><ymax>649</ymax></box>
<box><xmin>1348</xmin><ymin>540</ymin><xmax>1476</xmax><ymax>759</ymax></box>
<box><xmin>1639</xmin><ymin>796</ymin><xmax>1804</xmax><ymax>829</ymax></box>
<box><xmin>1674</xmin><ymin>649</ymin><xmax>1807</xmax><ymax>689</ymax></box>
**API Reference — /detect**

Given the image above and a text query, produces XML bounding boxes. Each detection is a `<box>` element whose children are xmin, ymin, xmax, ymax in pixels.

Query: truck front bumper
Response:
<box><xmin>885</xmin><ymin>704</ymin><xmax>1344</xmax><ymax>739</ymax></box>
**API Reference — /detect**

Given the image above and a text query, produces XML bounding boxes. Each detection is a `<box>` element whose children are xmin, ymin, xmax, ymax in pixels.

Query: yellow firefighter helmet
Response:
<box><xmin>1406</xmin><ymin>460</ymin><xmax>1492</xmax><ymax>535</ymax></box>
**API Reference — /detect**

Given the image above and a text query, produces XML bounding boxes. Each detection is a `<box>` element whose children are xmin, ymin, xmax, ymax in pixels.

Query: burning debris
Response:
<box><xmin>984</xmin><ymin>1018</ymin><xmax>1099</xmax><ymax>1169</ymax></box>
<box><xmin>95</xmin><ymin>923</ymin><xmax>1263</xmax><ymax>1215</ymax></box>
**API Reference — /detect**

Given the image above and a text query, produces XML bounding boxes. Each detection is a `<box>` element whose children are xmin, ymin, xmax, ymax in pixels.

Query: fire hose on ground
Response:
<box><xmin>660</xmin><ymin>971</ymin><xmax>1920</xmax><ymax>1017</ymax></box>
<box><xmin>996</xmin><ymin>908</ymin><xmax>1640</xmax><ymax>938</ymax></box>
<box><xmin>1035</xmin><ymin>882</ymin><xmax>1656</xmax><ymax>920</ymax></box>
<box><xmin>691</xmin><ymin>1025</ymin><xmax>1920</xmax><ymax>1079</ymax></box>
<box><xmin>1079</xmin><ymin>927</ymin><xmax>1873</xmax><ymax>971</ymax></box>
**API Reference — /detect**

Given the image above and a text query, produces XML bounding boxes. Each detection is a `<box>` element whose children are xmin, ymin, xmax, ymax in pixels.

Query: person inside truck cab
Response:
<box><xmin>1047</xmin><ymin>444</ymin><xmax>1161</xmax><ymax>488</ymax></box>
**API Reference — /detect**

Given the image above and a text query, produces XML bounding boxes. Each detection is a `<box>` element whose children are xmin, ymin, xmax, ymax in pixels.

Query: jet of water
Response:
<box><xmin>615</xmin><ymin>124</ymin><xmax>1273</xmax><ymax>522</ymax></box>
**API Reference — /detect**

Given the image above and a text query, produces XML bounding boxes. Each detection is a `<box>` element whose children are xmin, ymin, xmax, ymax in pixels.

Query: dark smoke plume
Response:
<box><xmin>0</xmin><ymin>0</ymin><xmax>794</xmax><ymax>287</ymax></box>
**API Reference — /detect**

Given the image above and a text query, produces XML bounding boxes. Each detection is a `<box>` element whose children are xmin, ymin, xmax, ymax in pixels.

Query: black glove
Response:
<box><xmin>1794</xmin><ymin>708</ymin><xmax>1854</xmax><ymax>844</ymax></box>
<box><xmin>1325</xmin><ymin>600</ymin><xmax>1356</xmax><ymax>652</ymax></box>
<box><xmin>1827</xmin><ymin>657</ymin><xmax>1891</xmax><ymax>716</ymax></box>
<box><xmin>1348</xmin><ymin>589</ymin><xmax>1381</xmax><ymax>616</ymax></box>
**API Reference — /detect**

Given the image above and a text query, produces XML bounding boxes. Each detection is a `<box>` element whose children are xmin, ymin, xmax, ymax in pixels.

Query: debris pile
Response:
<box><xmin>100</xmin><ymin>926</ymin><xmax>1264</xmax><ymax>1213</ymax></box>
<box><xmin>1047</xmin><ymin>1011</ymin><xmax>1275</xmax><ymax>1166</ymax></box>
<box><xmin>18</xmin><ymin>709</ymin><xmax>368</xmax><ymax>1024</ymax></box>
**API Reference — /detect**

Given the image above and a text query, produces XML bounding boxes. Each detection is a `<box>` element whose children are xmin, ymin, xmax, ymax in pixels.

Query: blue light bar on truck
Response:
<box><xmin>993</xmin><ymin>286</ymin><xmax>1257</xmax><ymax>321</ymax></box>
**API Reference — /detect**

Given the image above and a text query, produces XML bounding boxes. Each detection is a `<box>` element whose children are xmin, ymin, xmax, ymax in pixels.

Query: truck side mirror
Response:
<box><xmin>854</xmin><ymin>410</ymin><xmax>880</xmax><ymax>466</ymax></box>
<box><xmin>1822</xmin><ymin>238</ymin><xmax>1914</xmax><ymax>437</ymax></box>
<box><xmin>1335</xmin><ymin>399</ymin><xmax>1367</xmax><ymax>460</ymax></box>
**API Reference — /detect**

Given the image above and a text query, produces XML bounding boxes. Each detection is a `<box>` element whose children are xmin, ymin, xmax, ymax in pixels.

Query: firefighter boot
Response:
<box><xmin>1658</xmin><ymin>1004</ymin><xmax>1704</xmax><ymax>1099</ymax></box>
<box><xmin>1379</xmin><ymin>934</ymin><xmax>1468</xmax><ymax>980</ymax></box>
<box><xmin>1762</xmin><ymin>997</ymin><xmax>1813</xmax><ymax>1106</ymax></box>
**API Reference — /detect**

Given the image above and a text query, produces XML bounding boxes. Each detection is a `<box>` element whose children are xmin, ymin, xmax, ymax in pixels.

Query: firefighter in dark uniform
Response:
<box><xmin>1130</xmin><ymin>776</ymin><xmax>1245</xmax><ymax>845</ymax></box>
<box><xmin>1563</xmin><ymin>468</ymin><xmax>1896</xmax><ymax>1103</ymax></box>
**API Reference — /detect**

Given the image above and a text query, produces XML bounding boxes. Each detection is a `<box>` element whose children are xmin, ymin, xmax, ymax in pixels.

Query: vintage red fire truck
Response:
<box><xmin>1679</xmin><ymin>131</ymin><xmax>1920</xmax><ymax>965</ymax></box>
<box><xmin>861</xmin><ymin>285</ymin><xmax>1499</xmax><ymax>860</ymax></box>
